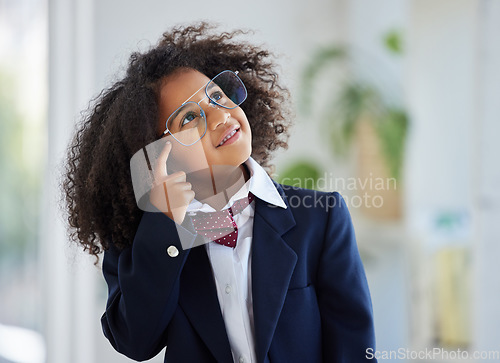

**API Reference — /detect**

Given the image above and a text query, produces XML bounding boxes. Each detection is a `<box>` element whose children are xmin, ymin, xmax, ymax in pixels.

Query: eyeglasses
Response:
<box><xmin>161</xmin><ymin>70</ymin><xmax>247</xmax><ymax>146</ymax></box>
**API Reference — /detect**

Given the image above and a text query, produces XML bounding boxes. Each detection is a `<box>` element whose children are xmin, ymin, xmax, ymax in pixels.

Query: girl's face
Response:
<box><xmin>156</xmin><ymin>68</ymin><xmax>252</xmax><ymax>174</ymax></box>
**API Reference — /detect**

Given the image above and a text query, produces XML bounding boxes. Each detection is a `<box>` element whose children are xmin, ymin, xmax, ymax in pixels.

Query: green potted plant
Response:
<box><xmin>279</xmin><ymin>30</ymin><xmax>408</xmax><ymax>219</ymax></box>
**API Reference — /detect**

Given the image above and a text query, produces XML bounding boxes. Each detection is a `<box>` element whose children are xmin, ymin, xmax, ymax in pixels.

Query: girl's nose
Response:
<box><xmin>205</xmin><ymin>105</ymin><xmax>230</xmax><ymax>130</ymax></box>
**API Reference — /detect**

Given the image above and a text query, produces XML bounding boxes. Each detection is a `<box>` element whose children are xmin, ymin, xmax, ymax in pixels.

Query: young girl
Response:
<box><xmin>63</xmin><ymin>22</ymin><xmax>377</xmax><ymax>363</ymax></box>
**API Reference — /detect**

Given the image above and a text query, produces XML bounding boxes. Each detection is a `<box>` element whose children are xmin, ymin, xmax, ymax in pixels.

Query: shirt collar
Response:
<box><xmin>186</xmin><ymin>157</ymin><xmax>287</xmax><ymax>214</ymax></box>
<box><xmin>244</xmin><ymin>156</ymin><xmax>287</xmax><ymax>209</ymax></box>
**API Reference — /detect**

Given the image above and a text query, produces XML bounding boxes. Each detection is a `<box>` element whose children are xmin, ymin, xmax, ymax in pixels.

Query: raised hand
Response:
<box><xmin>149</xmin><ymin>141</ymin><xmax>195</xmax><ymax>224</ymax></box>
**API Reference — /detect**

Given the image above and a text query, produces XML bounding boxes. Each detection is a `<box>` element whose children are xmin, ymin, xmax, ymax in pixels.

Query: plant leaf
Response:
<box><xmin>278</xmin><ymin>161</ymin><xmax>322</xmax><ymax>190</ymax></box>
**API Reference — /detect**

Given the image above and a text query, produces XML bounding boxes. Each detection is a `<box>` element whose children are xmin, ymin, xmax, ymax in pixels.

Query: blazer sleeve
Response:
<box><xmin>317</xmin><ymin>192</ymin><xmax>377</xmax><ymax>362</ymax></box>
<box><xmin>100</xmin><ymin>209</ymin><xmax>198</xmax><ymax>361</ymax></box>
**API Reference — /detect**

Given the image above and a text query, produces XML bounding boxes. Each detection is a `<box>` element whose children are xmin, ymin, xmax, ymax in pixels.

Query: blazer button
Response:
<box><xmin>166</xmin><ymin>245</ymin><xmax>179</xmax><ymax>257</ymax></box>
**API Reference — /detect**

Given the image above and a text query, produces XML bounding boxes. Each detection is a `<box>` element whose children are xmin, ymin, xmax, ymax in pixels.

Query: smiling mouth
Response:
<box><xmin>218</xmin><ymin>127</ymin><xmax>240</xmax><ymax>147</ymax></box>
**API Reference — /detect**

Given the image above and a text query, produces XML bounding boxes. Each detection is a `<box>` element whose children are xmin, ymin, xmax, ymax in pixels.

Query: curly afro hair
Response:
<box><xmin>62</xmin><ymin>22</ymin><xmax>292</xmax><ymax>262</ymax></box>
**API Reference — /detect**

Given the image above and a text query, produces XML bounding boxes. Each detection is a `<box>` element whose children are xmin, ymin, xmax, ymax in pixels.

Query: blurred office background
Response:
<box><xmin>0</xmin><ymin>0</ymin><xmax>499</xmax><ymax>362</ymax></box>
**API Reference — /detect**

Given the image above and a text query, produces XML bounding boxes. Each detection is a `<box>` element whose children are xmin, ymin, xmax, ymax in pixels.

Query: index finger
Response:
<box><xmin>153</xmin><ymin>139</ymin><xmax>172</xmax><ymax>179</ymax></box>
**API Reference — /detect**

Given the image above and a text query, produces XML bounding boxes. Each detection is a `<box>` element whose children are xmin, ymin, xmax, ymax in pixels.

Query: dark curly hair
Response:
<box><xmin>62</xmin><ymin>22</ymin><xmax>292</xmax><ymax>262</ymax></box>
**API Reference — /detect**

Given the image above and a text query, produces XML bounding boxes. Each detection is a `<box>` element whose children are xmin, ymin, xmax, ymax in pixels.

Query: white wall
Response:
<box><xmin>406</xmin><ymin>0</ymin><xmax>477</xmax><ymax>220</ymax></box>
<box><xmin>44</xmin><ymin>1</ymin><xmax>98</xmax><ymax>362</ymax></box>
<box><xmin>472</xmin><ymin>0</ymin><xmax>500</xmax><ymax>354</ymax></box>
<box><xmin>407</xmin><ymin>0</ymin><xmax>500</xmax><ymax>354</ymax></box>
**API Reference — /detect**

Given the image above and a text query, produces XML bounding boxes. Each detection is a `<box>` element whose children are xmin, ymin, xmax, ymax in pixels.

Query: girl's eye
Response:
<box><xmin>209</xmin><ymin>90</ymin><xmax>225</xmax><ymax>103</ymax></box>
<box><xmin>180</xmin><ymin>112</ymin><xmax>198</xmax><ymax>127</ymax></box>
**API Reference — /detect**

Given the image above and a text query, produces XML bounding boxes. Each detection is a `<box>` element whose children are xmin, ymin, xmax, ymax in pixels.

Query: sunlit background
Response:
<box><xmin>1</xmin><ymin>0</ymin><xmax>499</xmax><ymax>362</ymax></box>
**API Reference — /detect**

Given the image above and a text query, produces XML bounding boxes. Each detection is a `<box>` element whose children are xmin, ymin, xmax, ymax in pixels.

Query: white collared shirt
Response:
<box><xmin>185</xmin><ymin>157</ymin><xmax>286</xmax><ymax>363</ymax></box>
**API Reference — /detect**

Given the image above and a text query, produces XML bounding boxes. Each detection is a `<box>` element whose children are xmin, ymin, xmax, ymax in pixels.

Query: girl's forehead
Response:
<box><xmin>160</xmin><ymin>69</ymin><xmax>210</xmax><ymax>105</ymax></box>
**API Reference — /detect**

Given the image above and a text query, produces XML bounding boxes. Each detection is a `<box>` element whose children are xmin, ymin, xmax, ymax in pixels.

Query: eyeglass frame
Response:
<box><xmin>160</xmin><ymin>70</ymin><xmax>248</xmax><ymax>146</ymax></box>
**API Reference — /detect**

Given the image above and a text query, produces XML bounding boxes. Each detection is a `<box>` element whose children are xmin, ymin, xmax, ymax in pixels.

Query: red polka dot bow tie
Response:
<box><xmin>191</xmin><ymin>192</ymin><xmax>255</xmax><ymax>248</ymax></box>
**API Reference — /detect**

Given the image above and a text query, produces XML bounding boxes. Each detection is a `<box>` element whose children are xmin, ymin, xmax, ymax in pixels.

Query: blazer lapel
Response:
<box><xmin>178</xmin><ymin>244</ymin><xmax>233</xmax><ymax>363</ymax></box>
<box><xmin>252</xmin><ymin>183</ymin><xmax>297</xmax><ymax>363</ymax></box>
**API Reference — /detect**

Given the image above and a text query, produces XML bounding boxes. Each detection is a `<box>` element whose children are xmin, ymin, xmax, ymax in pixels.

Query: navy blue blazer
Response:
<box><xmin>101</xmin><ymin>183</ymin><xmax>377</xmax><ymax>362</ymax></box>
